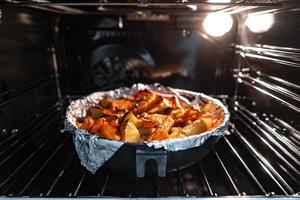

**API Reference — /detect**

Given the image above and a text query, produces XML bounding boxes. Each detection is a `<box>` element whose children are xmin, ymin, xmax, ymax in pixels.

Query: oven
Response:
<box><xmin>0</xmin><ymin>0</ymin><xmax>299</xmax><ymax>199</ymax></box>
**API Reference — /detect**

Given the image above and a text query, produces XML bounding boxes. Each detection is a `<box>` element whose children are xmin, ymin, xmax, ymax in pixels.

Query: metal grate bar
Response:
<box><xmin>230</xmin><ymin>113</ymin><xmax>300</xmax><ymax>187</ymax></box>
<box><xmin>264</xmin><ymin>118</ymin><xmax>300</xmax><ymax>146</ymax></box>
<box><xmin>0</xmin><ymin>51</ymin><xmax>50</xmax><ymax>66</ymax></box>
<box><xmin>273</xmin><ymin>117</ymin><xmax>300</xmax><ymax>141</ymax></box>
<box><xmin>237</xmin><ymin>103</ymin><xmax>300</xmax><ymax>154</ymax></box>
<box><xmin>244</xmin><ymin>75</ymin><xmax>300</xmax><ymax>102</ymax></box>
<box><xmin>99</xmin><ymin>173</ymin><xmax>110</xmax><ymax>196</ymax></box>
<box><xmin>238</xmin><ymin>51</ymin><xmax>300</xmax><ymax>69</ymax></box>
<box><xmin>18</xmin><ymin>135</ymin><xmax>70</xmax><ymax>195</ymax></box>
<box><xmin>3</xmin><ymin>1</ymin><xmax>280</xmax><ymax>6</ymax></box>
<box><xmin>240</xmin><ymin>79</ymin><xmax>300</xmax><ymax>113</ymax></box>
<box><xmin>0</xmin><ymin>74</ymin><xmax>53</xmax><ymax>98</ymax></box>
<box><xmin>152</xmin><ymin>176</ymin><xmax>159</xmax><ymax>197</ymax></box>
<box><xmin>259</xmin><ymin>72</ymin><xmax>300</xmax><ymax>90</ymax></box>
<box><xmin>277</xmin><ymin>164</ymin><xmax>300</xmax><ymax>186</ymax></box>
<box><xmin>0</xmin><ymin>126</ymin><xmax>54</xmax><ymax>170</ymax></box>
<box><xmin>0</xmin><ymin>81</ymin><xmax>54</xmax><ymax>107</ymax></box>
<box><xmin>46</xmin><ymin>152</ymin><xmax>75</xmax><ymax>196</ymax></box>
<box><xmin>213</xmin><ymin>148</ymin><xmax>240</xmax><ymax>195</ymax></box>
<box><xmin>0</xmin><ymin>128</ymin><xmax>57</xmax><ymax>194</ymax></box>
<box><xmin>233</xmin><ymin>110</ymin><xmax>300</xmax><ymax>175</ymax></box>
<box><xmin>197</xmin><ymin>162</ymin><xmax>214</xmax><ymax>196</ymax></box>
<box><xmin>234</xmin><ymin>104</ymin><xmax>300</xmax><ymax>168</ymax></box>
<box><xmin>0</xmin><ymin>128</ymin><xmax>57</xmax><ymax>191</ymax></box>
<box><xmin>0</xmin><ymin>111</ymin><xmax>58</xmax><ymax>166</ymax></box>
<box><xmin>176</xmin><ymin>169</ymin><xmax>187</xmax><ymax>196</ymax></box>
<box><xmin>223</xmin><ymin>136</ymin><xmax>267</xmax><ymax>194</ymax></box>
<box><xmin>0</xmin><ymin>103</ymin><xmax>58</xmax><ymax>148</ymax></box>
<box><xmin>73</xmin><ymin>170</ymin><xmax>87</xmax><ymax>197</ymax></box>
<box><xmin>126</xmin><ymin>177</ymin><xmax>134</xmax><ymax>197</ymax></box>
<box><xmin>230</xmin><ymin>125</ymin><xmax>294</xmax><ymax>195</ymax></box>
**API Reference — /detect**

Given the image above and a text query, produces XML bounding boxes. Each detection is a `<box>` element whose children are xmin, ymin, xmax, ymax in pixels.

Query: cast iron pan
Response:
<box><xmin>104</xmin><ymin>136</ymin><xmax>220</xmax><ymax>177</ymax></box>
<box><xmin>65</xmin><ymin>84</ymin><xmax>229</xmax><ymax>177</ymax></box>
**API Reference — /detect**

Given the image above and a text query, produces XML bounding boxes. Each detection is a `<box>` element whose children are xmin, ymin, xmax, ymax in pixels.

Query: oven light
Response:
<box><xmin>245</xmin><ymin>13</ymin><xmax>274</xmax><ymax>33</ymax></box>
<box><xmin>187</xmin><ymin>5</ymin><xmax>197</xmax><ymax>11</ymax></box>
<box><xmin>203</xmin><ymin>13</ymin><xmax>233</xmax><ymax>37</ymax></box>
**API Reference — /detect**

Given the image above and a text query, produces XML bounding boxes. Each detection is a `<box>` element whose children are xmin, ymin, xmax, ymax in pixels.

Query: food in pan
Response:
<box><xmin>76</xmin><ymin>90</ymin><xmax>224</xmax><ymax>143</ymax></box>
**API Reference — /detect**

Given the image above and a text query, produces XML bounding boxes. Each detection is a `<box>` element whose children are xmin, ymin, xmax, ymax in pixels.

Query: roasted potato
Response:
<box><xmin>122</xmin><ymin>121</ymin><xmax>141</xmax><ymax>143</ymax></box>
<box><xmin>202</xmin><ymin>103</ymin><xmax>219</xmax><ymax>112</ymax></box>
<box><xmin>77</xmin><ymin>89</ymin><xmax>224</xmax><ymax>142</ymax></box>
<box><xmin>182</xmin><ymin>119</ymin><xmax>208</xmax><ymax>136</ymax></box>
<box><xmin>147</xmin><ymin>117</ymin><xmax>174</xmax><ymax>141</ymax></box>
<box><xmin>169</xmin><ymin>127</ymin><xmax>186</xmax><ymax>138</ymax></box>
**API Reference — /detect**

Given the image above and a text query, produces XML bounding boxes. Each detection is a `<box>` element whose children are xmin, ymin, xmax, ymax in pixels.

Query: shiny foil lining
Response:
<box><xmin>64</xmin><ymin>83</ymin><xmax>230</xmax><ymax>173</ymax></box>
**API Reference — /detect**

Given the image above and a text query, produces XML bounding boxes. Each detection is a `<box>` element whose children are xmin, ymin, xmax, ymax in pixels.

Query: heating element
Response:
<box><xmin>0</xmin><ymin>98</ymin><xmax>299</xmax><ymax>198</ymax></box>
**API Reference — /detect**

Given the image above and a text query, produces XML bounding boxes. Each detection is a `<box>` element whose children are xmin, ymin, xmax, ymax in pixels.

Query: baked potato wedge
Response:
<box><xmin>77</xmin><ymin>89</ymin><xmax>224</xmax><ymax>142</ymax></box>
<box><xmin>182</xmin><ymin>119</ymin><xmax>208</xmax><ymax>136</ymax></box>
<box><xmin>121</xmin><ymin>121</ymin><xmax>141</xmax><ymax>143</ymax></box>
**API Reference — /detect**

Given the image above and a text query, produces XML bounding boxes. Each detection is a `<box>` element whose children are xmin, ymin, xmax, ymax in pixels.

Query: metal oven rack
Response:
<box><xmin>1</xmin><ymin>0</ymin><xmax>280</xmax><ymax>15</ymax></box>
<box><xmin>0</xmin><ymin>97</ymin><xmax>299</xmax><ymax>198</ymax></box>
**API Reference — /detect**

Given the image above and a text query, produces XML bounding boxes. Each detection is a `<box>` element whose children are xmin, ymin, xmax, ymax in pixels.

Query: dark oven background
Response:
<box><xmin>59</xmin><ymin>15</ymin><xmax>236</xmax><ymax>96</ymax></box>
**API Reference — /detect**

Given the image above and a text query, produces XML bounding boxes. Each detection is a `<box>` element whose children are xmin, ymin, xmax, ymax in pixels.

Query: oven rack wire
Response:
<box><xmin>0</xmin><ymin>97</ymin><xmax>299</xmax><ymax>198</ymax></box>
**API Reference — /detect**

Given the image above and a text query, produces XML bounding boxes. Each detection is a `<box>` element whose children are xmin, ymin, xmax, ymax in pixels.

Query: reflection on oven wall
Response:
<box><xmin>61</xmin><ymin>16</ymin><xmax>236</xmax><ymax>96</ymax></box>
<box><xmin>234</xmin><ymin>6</ymin><xmax>300</xmax><ymax>129</ymax></box>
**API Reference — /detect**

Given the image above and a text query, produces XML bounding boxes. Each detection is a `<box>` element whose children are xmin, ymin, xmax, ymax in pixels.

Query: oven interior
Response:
<box><xmin>0</xmin><ymin>0</ymin><xmax>299</xmax><ymax>198</ymax></box>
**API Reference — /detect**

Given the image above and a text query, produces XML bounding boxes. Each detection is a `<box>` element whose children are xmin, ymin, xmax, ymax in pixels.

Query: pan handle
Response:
<box><xmin>135</xmin><ymin>149</ymin><xmax>167</xmax><ymax>177</ymax></box>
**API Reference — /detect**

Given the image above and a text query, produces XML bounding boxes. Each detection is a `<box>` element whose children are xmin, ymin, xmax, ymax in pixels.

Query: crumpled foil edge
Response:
<box><xmin>64</xmin><ymin>83</ymin><xmax>230</xmax><ymax>173</ymax></box>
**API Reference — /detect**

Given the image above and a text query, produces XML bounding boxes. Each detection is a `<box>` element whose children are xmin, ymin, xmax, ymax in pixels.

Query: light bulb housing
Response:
<box><xmin>245</xmin><ymin>13</ymin><xmax>274</xmax><ymax>33</ymax></box>
<box><xmin>203</xmin><ymin>13</ymin><xmax>233</xmax><ymax>37</ymax></box>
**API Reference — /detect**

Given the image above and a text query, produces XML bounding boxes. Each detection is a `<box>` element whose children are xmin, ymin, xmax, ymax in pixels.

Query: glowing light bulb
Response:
<box><xmin>187</xmin><ymin>5</ymin><xmax>197</xmax><ymax>11</ymax></box>
<box><xmin>245</xmin><ymin>13</ymin><xmax>274</xmax><ymax>33</ymax></box>
<box><xmin>203</xmin><ymin>13</ymin><xmax>233</xmax><ymax>37</ymax></box>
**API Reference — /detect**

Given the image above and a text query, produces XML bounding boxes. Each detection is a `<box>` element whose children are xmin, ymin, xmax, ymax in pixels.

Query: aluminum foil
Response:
<box><xmin>65</xmin><ymin>83</ymin><xmax>230</xmax><ymax>173</ymax></box>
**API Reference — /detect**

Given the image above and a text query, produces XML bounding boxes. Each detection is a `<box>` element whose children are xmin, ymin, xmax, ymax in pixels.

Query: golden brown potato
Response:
<box><xmin>77</xmin><ymin>89</ymin><xmax>224</xmax><ymax>142</ymax></box>
<box><xmin>169</xmin><ymin>127</ymin><xmax>186</xmax><ymax>138</ymax></box>
<box><xmin>202</xmin><ymin>118</ymin><xmax>213</xmax><ymax>130</ymax></box>
<box><xmin>147</xmin><ymin>117</ymin><xmax>174</xmax><ymax>141</ymax></box>
<box><xmin>202</xmin><ymin>103</ymin><xmax>219</xmax><ymax>112</ymax></box>
<box><xmin>122</xmin><ymin>121</ymin><xmax>141</xmax><ymax>143</ymax></box>
<box><xmin>142</xmin><ymin>113</ymin><xmax>167</xmax><ymax>124</ymax></box>
<box><xmin>182</xmin><ymin>119</ymin><xmax>207</xmax><ymax>136</ymax></box>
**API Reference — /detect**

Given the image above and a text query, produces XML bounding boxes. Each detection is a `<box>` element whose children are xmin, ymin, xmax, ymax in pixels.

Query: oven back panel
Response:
<box><xmin>60</xmin><ymin>15</ymin><xmax>236</xmax><ymax>96</ymax></box>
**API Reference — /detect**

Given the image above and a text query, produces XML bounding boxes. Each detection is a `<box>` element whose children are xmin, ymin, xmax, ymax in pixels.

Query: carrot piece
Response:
<box><xmin>133</xmin><ymin>96</ymin><xmax>163</xmax><ymax>114</ymax></box>
<box><xmin>111</xmin><ymin>99</ymin><xmax>133</xmax><ymax>111</ymax></box>
<box><xmin>110</xmin><ymin>118</ymin><xmax>119</xmax><ymax>128</ymax></box>
<box><xmin>99</xmin><ymin>122</ymin><xmax>121</xmax><ymax>141</ymax></box>
<box><xmin>80</xmin><ymin>117</ymin><xmax>95</xmax><ymax>131</ymax></box>
<box><xmin>90</xmin><ymin>118</ymin><xmax>105</xmax><ymax>133</ymax></box>
<box><xmin>147</xmin><ymin>117</ymin><xmax>174</xmax><ymax>141</ymax></box>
